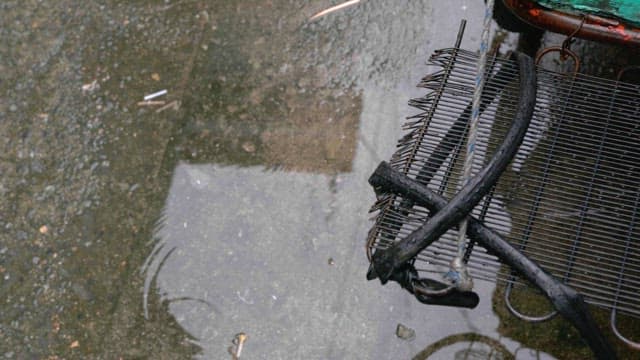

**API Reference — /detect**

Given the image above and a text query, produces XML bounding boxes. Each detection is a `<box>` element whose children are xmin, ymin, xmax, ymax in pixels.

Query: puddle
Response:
<box><xmin>138</xmin><ymin>1</ymin><xmax>543</xmax><ymax>359</ymax></box>
<box><xmin>1</xmin><ymin>0</ymin><xmax>639</xmax><ymax>359</ymax></box>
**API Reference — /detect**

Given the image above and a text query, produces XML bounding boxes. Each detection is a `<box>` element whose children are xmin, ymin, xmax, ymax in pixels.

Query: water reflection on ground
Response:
<box><xmin>141</xmin><ymin>1</ymin><xmax>550</xmax><ymax>358</ymax></box>
<box><xmin>3</xmin><ymin>0</ymin><xmax>637</xmax><ymax>358</ymax></box>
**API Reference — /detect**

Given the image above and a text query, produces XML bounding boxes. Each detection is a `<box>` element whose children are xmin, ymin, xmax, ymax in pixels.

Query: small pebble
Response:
<box><xmin>30</xmin><ymin>160</ymin><xmax>44</xmax><ymax>173</ymax></box>
<box><xmin>396</xmin><ymin>323</ymin><xmax>415</xmax><ymax>341</ymax></box>
<box><xmin>242</xmin><ymin>141</ymin><xmax>256</xmax><ymax>153</ymax></box>
<box><xmin>71</xmin><ymin>283</ymin><xmax>93</xmax><ymax>301</ymax></box>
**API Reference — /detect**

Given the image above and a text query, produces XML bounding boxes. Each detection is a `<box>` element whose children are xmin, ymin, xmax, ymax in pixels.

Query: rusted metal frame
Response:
<box><xmin>503</xmin><ymin>0</ymin><xmax>640</xmax><ymax>46</ymax></box>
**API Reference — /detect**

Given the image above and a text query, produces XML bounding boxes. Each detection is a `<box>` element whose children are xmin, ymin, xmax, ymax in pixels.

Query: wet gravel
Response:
<box><xmin>2</xmin><ymin>0</ymin><xmax>640</xmax><ymax>358</ymax></box>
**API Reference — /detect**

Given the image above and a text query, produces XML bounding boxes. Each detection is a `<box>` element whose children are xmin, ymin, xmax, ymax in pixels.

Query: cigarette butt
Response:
<box><xmin>235</xmin><ymin>333</ymin><xmax>247</xmax><ymax>357</ymax></box>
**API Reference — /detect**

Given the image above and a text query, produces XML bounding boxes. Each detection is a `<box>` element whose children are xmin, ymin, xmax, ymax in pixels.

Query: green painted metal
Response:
<box><xmin>537</xmin><ymin>0</ymin><xmax>640</xmax><ymax>26</ymax></box>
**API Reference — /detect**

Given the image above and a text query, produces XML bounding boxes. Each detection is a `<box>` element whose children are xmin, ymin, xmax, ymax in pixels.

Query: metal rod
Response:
<box><xmin>369</xmin><ymin>53</ymin><xmax>536</xmax><ymax>283</ymax></box>
<box><xmin>417</xmin><ymin>55</ymin><xmax>515</xmax><ymax>188</ymax></box>
<box><xmin>368</xmin><ymin>162</ymin><xmax>616</xmax><ymax>359</ymax></box>
<box><xmin>610</xmin><ymin>182</ymin><xmax>640</xmax><ymax>346</ymax></box>
<box><xmin>462</xmin><ymin>187</ymin><xmax>495</xmax><ymax>263</ymax></box>
<box><xmin>402</xmin><ymin>20</ymin><xmax>467</xmax><ymax>177</ymax></box>
<box><xmin>369</xmin><ymin>45</ymin><xmax>640</xmax><ymax>322</ymax></box>
<box><xmin>504</xmin><ymin>281</ymin><xmax>558</xmax><ymax>322</ymax></box>
<box><xmin>563</xmin><ymin>78</ymin><xmax>621</xmax><ymax>282</ymax></box>
<box><xmin>369</xmin><ymin>21</ymin><xmax>469</xmax><ymax>261</ymax></box>
<box><xmin>504</xmin><ymin>47</ymin><xmax>578</xmax><ymax>310</ymax></box>
<box><xmin>453</xmin><ymin>0</ymin><xmax>495</xmax><ymax>288</ymax></box>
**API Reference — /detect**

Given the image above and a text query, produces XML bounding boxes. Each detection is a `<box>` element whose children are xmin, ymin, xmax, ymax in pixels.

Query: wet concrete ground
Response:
<box><xmin>1</xmin><ymin>0</ymin><xmax>640</xmax><ymax>359</ymax></box>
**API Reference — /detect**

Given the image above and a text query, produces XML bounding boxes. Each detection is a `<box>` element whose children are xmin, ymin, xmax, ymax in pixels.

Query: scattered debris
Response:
<box><xmin>39</xmin><ymin>225</ymin><xmax>49</xmax><ymax>234</ymax></box>
<box><xmin>70</xmin><ymin>340</ymin><xmax>80</xmax><ymax>349</ymax></box>
<box><xmin>236</xmin><ymin>289</ymin><xmax>254</xmax><ymax>305</ymax></box>
<box><xmin>309</xmin><ymin>0</ymin><xmax>361</xmax><ymax>21</ymax></box>
<box><xmin>229</xmin><ymin>333</ymin><xmax>248</xmax><ymax>359</ymax></box>
<box><xmin>143</xmin><ymin>89</ymin><xmax>167</xmax><ymax>101</ymax></box>
<box><xmin>241</xmin><ymin>141</ymin><xmax>256</xmax><ymax>153</ymax></box>
<box><xmin>81</xmin><ymin>80</ymin><xmax>98</xmax><ymax>93</ymax></box>
<box><xmin>155</xmin><ymin>100</ymin><xmax>180</xmax><ymax>113</ymax></box>
<box><xmin>395</xmin><ymin>323</ymin><xmax>415</xmax><ymax>341</ymax></box>
<box><xmin>198</xmin><ymin>10</ymin><xmax>210</xmax><ymax>23</ymax></box>
<box><xmin>52</xmin><ymin>315</ymin><xmax>61</xmax><ymax>333</ymax></box>
<box><xmin>151</xmin><ymin>73</ymin><xmax>161</xmax><ymax>81</ymax></box>
<box><xmin>137</xmin><ymin>100</ymin><xmax>166</xmax><ymax>106</ymax></box>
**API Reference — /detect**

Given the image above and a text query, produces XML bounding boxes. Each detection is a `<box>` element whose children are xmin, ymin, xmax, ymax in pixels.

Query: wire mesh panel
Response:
<box><xmin>366</xmin><ymin>48</ymin><xmax>640</xmax><ymax>319</ymax></box>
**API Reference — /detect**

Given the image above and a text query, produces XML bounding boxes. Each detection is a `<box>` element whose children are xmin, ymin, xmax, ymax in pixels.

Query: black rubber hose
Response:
<box><xmin>378</xmin><ymin>54</ymin><xmax>519</xmax><ymax>264</ymax></box>
<box><xmin>387</xmin><ymin>262</ymin><xmax>480</xmax><ymax>309</ymax></box>
<box><xmin>368</xmin><ymin>52</ymin><xmax>537</xmax><ymax>283</ymax></box>
<box><xmin>367</xmin><ymin>162</ymin><xmax>617</xmax><ymax>360</ymax></box>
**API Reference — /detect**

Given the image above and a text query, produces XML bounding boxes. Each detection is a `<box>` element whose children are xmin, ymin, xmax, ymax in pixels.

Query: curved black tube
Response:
<box><xmin>388</xmin><ymin>262</ymin><xmax>480</xmax><ymax>309</ymax></box>
<box><xmin>368</xmin><ymin>52</ymin><xmax>537</xmax><ymax>283</ymax></box>
<box><xmin>367</xmin><ymin>161</ymin><xmax>617</xmax><ymax>360</ymax></box>
<box><xmin>414</xmin><ymin>52</ymin><xmax>518</xmax><ymax>187</ymax></box>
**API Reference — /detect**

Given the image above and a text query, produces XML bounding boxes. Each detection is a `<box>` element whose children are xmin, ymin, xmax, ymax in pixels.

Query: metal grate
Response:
<box><xmin>366</xmin><ymin>47</ymin><xmax>640</xmax><ymax>319</ymax></box>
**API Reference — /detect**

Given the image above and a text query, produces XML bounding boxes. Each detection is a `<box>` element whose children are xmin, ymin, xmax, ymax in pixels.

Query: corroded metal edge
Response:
<box><xmin>503</xmin><ymin>0</ymin><xmax>640</xmax><ymax>46</ymax></box>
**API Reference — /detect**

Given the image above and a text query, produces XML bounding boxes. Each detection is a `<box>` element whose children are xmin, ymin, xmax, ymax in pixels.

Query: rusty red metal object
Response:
<box><xmin>503</xmin><ymin>0</ymin><xmax>640</xmax><ymax>46</ymax></box>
